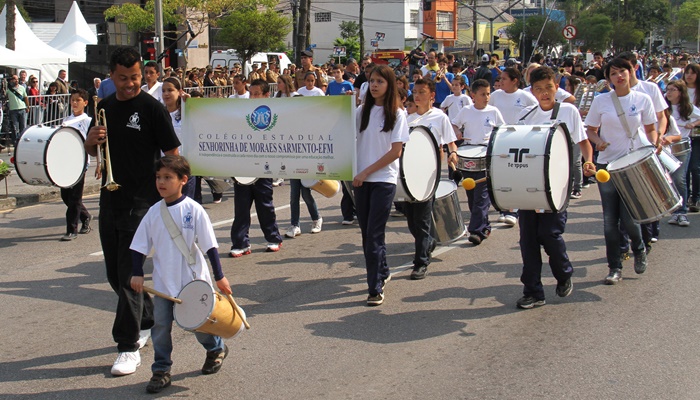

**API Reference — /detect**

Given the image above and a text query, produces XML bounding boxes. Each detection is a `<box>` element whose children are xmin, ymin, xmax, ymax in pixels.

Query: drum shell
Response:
<box><xmin>651</xmin><ymin>145</ymin><xmax>681</xmax><ymax>173</ymax></box>
<box><xmin>607</xmin><ymin>148</ymin><xmax>682</xmax><ymax>223</ymax></box>
<box><xmin>174</xmin><ymin>280</ymin><xmax>245</xmax><ymax>339</ymax></box>
<box><xmin>301</xmin><ymin>179</ymin><xmax>341</xmax><ymax>198</ymax></box>
<box><xmin>431</xmin><ymin>180</ymin><xmax>467</xmax><ymax>244</ymax></box>
<box><xmin>669</xmin><ymin>138</ymin><xmax>691</xmax><ymax>157</ymax></box>
<box><xmin>486</xmin><ymin>123</ymin><xmax>573</xmax><ymax>213</ymax></box>
<box><xmin>395</xmin><ymin>125</ymin><xmax>440</xmax><ymax>202</ymax></box>
<box><xmin>456</xmin><ymin>145</ymin><xmax>487</xmax><ymax>172</ymax></box>
<box><xmin>14</xmin><ymin>125</ymin><xmax>87</xmax><ymax>188</ymax></box>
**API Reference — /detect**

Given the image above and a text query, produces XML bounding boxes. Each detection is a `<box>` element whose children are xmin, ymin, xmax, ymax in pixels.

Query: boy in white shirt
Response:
<box><xmin>141</xmin><ymin>61</ymin><xmax>164</xmax><ymax>104</ymax></box>
<box><xmin>130</xmin><ymin>155</ymin><xmax>233</xmax><ymax>393</ymax></box>
<box><xmin>440</xmin><ymin>76</ymin><xmax>472</xmax><ymax>118</ymax></box>
<box><xmin>452</xmin><ymin>79</ymin><xmax>505</xmax><ymax>245</ymax></box>
<box><xmin>514</xmin><ymin>66</ymin><xmax>594</xmax><ymax>309</ymax></box>
<box><xmin>59</xmin><ymin>88</ymin><xmax>93</xmax><ymax>241</ymax></box>
<box><xmin>297</xmin><ymin>72</ymin><xmax>326</xmax><ymax>97</ymax></box>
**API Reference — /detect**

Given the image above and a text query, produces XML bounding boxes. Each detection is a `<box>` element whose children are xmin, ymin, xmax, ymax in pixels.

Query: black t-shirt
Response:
<box><xmin>354</xmin><ymin>73</ymin><xmax>367</xmax><ymax>90</ymax></box>
<box><xmin>97</xmin><ymin>91</ymin><xmax>180</xmax><ymax>210</ymax></box>
<box><xmin>343</xmin><ymin>71</ymin><xmax>357</xmax><ymax>82</ymax></box>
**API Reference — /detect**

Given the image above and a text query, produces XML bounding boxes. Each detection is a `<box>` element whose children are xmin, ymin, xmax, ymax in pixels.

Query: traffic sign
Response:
<box><xmin>562</xmin><ymin>25</ymin><xmax>577</xmax><ymax>40</ymax></box>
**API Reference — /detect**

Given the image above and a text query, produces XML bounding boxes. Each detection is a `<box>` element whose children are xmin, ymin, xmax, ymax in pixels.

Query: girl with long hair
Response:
<box><xmin>353</xmin><ymin>65</ymin><xmax>409</xmax><ymax>306</ymax></box>
<box><xmin>161</xmin><ymin>77</ymin><xmax>196</xmax><ymax>198</ymax></box>
<box><xmin>683</xmin><ymin>63</ymin><xmax>700</xmax><ymax>107</ymax></box>
<box><xmin>275</xmin><ymin>75</ymin><xmax>298</xmax><ymax>97</ymax></box>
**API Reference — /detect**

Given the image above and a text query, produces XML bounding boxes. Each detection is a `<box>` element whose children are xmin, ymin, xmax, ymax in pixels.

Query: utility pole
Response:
<box><xmin>472</xmin><ymin>0</ymin><xmax>477</xmax><ymax>61</ymax></box>
<box><xmin>6</xmin><ymin>0</ymin><xmax>16</xmax><ymax>50</ymax></box>
<box><xmin>292</xmin><ymin>0</ymin><xmax>298</xmax><ymax>62</ymax></box>
<box><xmin>154</xmin><ymin>0</ymin><xmax>165</xmax><ymax>69</ymax></box>
<box><xmin>359</xmin><ymin>0</ymin><xmax>365</xmax><ymax>59</ymax></box>
<box><xmin>296</xmin><ymin>0</ymin><xmax>308</xmax><ymax>66</ymax></box>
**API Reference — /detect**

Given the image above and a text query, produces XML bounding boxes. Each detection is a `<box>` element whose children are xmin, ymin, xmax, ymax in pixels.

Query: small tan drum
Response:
<box><xmin>301</xmin><ymin>179</ymin><xmax>341</xmax><ymax>198</ymax></box>
<box><xmin>174</xmin><ymin>280</ymin><xmax>246</xmax><ymax>339</ymax></box>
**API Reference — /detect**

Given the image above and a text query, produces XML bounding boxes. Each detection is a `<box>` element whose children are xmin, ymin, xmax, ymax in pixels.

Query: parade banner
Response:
<box><xmin>182</xmin><ymin>96</ymin><xmax>356</xmax><ymax>180</ymax></box>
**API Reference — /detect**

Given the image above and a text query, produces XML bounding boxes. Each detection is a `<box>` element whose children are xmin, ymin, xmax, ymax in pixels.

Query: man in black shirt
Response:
<box><xmin>85</xmin><ymin>47</ymin><xmax>180</xmax><ymax>377</ymax></box>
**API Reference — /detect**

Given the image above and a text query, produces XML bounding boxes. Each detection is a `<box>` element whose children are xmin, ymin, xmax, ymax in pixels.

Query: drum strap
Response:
<box><xmin>611</xmin><ymin>92</ymin><xmax>638</xmax><ymax>146</ymax></box>
<box><xmin>518</xmin><ymin>102</ymin><xmax>559</xmax><ymax>122</ymax></box>
<box><xmin>159</xmin><ymin>201</ymin><xmax>198</xmax><ymax>266</ymax></box>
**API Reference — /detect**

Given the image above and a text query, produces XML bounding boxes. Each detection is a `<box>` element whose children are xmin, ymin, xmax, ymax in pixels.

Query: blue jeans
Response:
<box><xmin>289</xmin><ymin>179</ymin><xmax>320</xmax><ymax>226</ymax></box>
<box><xmin>8</xmin><ymin>108</ymin><xmax>26</xmax><ymax>142</ymax></box>
<box><xmin>152</xmin><ymin>296</ymin><xmax>224</xmax><ymax>373</ymax></box>
<box><xmin>597</xmin><ymin>163</ymin><xmax>645</xmax><ymax>269</ymax></box>
<box><xmin>674</xmin><ymin>150</ymin><xmax>690</xmax><ymax>213</ymax></box>
<box><xmin>687</xmin><ymin>138</ymin><xmax>700</xmax><ymax>202</ymax></box>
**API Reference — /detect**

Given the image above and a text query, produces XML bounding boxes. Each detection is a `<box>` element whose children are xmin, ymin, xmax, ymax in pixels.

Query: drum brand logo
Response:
<box><xmin>508</xmin><ymin>147</ymin><xmax>530</xmax><ymax>168</ymax></box>
<box><xmin>246</xmin><ymin>105</ymin><xmax>278</xmax><ymax>131</ymax></box>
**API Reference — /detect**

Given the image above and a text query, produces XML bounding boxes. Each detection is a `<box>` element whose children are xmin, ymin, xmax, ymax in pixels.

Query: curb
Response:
<box><xmin>0</xmin><ymin>180</ymin><xmax>102</xmax><ymax>211</ymax></box>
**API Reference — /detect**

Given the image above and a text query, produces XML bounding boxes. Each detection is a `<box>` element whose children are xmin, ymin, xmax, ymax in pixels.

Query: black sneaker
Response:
<box><xmin>367</xmin><ymin>292</ymin><xmax>384</xmax><ymax>306</ymax></box>
<box><xmin>689</xmin><ymin>200</ymin><xmax>700</xmax><ymax>212</ymax></box>
<box><xmin>410</xmin><ymin>265</ymin><xmax>427</xmax><ymax>280</ymax></box>
<box><xmin>60</xmin><ymin>233</ymin><xmax>78</xmax><ymax>241</ymax></box>
<box><xmin>146</xmin><ymin>371</ymin><xmax>171</xmax><ymax>393</ymax></box>
<box><xmin>468</xmin><ymin>234</ymin><xmax>482</xmax><ymax>245</ymax></box>
<box><xmin>604</xmin><ymin>268</ymin><xmax>622</xmax><ymax>285</ymax></box>
<box><xmin>516</xmin><ymin>296</ymin><xmax>546</xmax><ymax>309</ymax></box>
<box><xmin>634</xmin><ymin>251</ymin><xmax>647</xmax><ymax>274</ymax></box>
<box><xmin>202</xmin><ymin>345</ymin><xmax>228</xmax><ymax>375</ymax></box>
<box><xmin>79</xmin><ymin>216</ymin><xmax>92</xmax><ymax>234</ymax></box>
<box><xmin>556</xmin><ymin>278</ymin><xmax>573</xmax><ymax>297</ymax></box>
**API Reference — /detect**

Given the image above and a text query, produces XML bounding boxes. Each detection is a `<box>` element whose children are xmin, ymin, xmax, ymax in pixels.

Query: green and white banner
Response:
<box><xmin>182</xmin><ymin>96</ymin><xmax>356</xmax><ymax>180</ymax></box>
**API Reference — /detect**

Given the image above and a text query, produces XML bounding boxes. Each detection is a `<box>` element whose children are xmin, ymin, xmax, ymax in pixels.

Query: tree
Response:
<box><xmin>339</xmin><ymin>21</ymin><xmax>359</xmax><ymax>40</ymax></box>
<box><xmin>575</xmin><ymin>12</ymin><xmax>613</xmax><ymax>52</ymax></box>
<box><xmin>611</xmin><ymin>20</ymin><xmax>645</xmax><ymax>51</ymax></box>
<box><xmin>505</xmin><ymin>15</ymin><xmax>566</xmax><ymax>62</ymax></box>
<box><xmin>675</xmin><ymin>0</ymin><xmax>700</xmax><ymax>41</ymax></box>
<box><xmin>333</xmin><ymin>21</ymin><xmax>360</xmax><ymax>62</ymax></box>
<box><xmin>217</xmin><ymin>0</ymin><xmax>291</xmax><ymax>66</ymax></box>
<box><xmin>0</xmin><ymin>0</ymin><xmax>30</xmax><ymax>21</ymax></box>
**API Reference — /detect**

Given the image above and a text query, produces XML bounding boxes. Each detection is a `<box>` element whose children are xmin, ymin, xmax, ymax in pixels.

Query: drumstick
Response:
<box><xmin>449</xmin><ymin>161</ymin><xmax>463</xmax><ymax>182</ymax></box>
<box><xmin>226</xmin><ymin>294</ymin><xmax>251</xmax><ymax>329</ymax></box>
<box><xmin>143</xmin><ymin>286</ymin><xmax>183</xmax><ymax>304</ymax></box>
<box><xmin>462</xmin><ymin>177</ymin><xmax>487</xmax><ymax>190</ymax></box>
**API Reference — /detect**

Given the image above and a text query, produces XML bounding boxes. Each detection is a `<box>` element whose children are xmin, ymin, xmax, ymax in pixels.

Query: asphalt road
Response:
<box><xmin>1</xmin><ymin>181</ymin><xmax>699</xmax><ymax>399</ymax></box>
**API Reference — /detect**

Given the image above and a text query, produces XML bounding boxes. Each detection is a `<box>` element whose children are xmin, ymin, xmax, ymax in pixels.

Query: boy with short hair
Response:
<box><xmin>513</xmin><ymin>66</ymin><xmax>594</xmax><ymax>309</ymax></box>
<box><xmin>130</xmin><ymin>155</ymin><xmax>232</xmax><ymax>393</ymax></box>
<box><xmin>451</xmin><ymin>79</ymin><xmax>505</xmax><ymax>245</ymax></box>
<box><xmin>440</xmin><ymin>75</ymin><xmax>473</xmax><ymax>117</ymax></box>
<box><xmin>404</xmin><ymin>94</ymin><xmax>417</xmax><ymax>115</ymax></box>
<box><xmin>141</xmin><ymin>61</ymin><xmax>163</xmax><ymax>104</ymax></box>
<box><xmin>59</xmin><ymin>88</ymin><xmax>93</xmax><ymax>241</ymax></box>
<box><xmin>327</xmin><ymin>64</ymin><xmax>354</xmax><ymax>96</ymax></box>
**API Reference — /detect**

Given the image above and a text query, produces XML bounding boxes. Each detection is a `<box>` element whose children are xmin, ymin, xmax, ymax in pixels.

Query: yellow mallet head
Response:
<box><xmin>462</xmin><ymin>178</ymin><xmax>476</xmax><ymax>190</ymax></box>
<box><xmin>596</xmin><ymin>169</ymin><xmax>610</xmax><ymax>183</ymax></box>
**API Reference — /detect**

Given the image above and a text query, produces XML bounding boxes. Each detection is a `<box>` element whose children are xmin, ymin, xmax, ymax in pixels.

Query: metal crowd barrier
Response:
<box><xmin>184</xmin><ymin>83</ymin><xmax>278</xmax><ymax>98</ymax></box>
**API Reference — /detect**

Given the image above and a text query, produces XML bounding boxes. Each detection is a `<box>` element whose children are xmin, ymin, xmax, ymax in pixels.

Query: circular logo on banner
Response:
<box><xmin>246</xmin><ymin>105</ymin><xmax>278</xmax><ymax>131</ymax></box>
<box><xmin>562</xmin><ymin>25</ymin><xmax>577</xmax><ymax>40</ymax></box>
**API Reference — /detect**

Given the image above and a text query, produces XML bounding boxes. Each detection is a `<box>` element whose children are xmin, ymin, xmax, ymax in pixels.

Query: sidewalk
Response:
<box><xmin>0</xmin><ymin>146</ymin><xmax>101</xmax><ymax>211</ymax></box>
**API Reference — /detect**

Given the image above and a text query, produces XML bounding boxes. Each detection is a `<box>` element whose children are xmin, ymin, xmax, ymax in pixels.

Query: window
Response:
<box><xmin>410</xmin><ymin>10</ymin><xmax>419</xmax><ymax>28</ymax></box>
<box><xmin>315</xmin><ymin>12</ymin><xmax>332</xmax><ymax>23</ymax></box>
<box><xmin>437</xmin><ymin>11</ymin><xmax>453</xmax><ymax>31</ymax></box>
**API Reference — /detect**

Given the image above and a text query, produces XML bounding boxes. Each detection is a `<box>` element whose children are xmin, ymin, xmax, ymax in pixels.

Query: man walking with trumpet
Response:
<box><xmin>85</xmin><ymin>47</ymin><xmax>181</xmax><ymax>377</ymax></box>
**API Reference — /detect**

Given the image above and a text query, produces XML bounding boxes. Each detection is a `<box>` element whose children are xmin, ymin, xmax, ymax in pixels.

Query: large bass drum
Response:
<box><xmin>486</xmin><ymin>123</ymin><xmax>573</xmax><ymax>213</ymax></box>
<box><xmin>14</xmin><ymin>125</ymin><xmax>87</xmax><ymax>188</ymax></box>
<box><xmin>395</xmin><ymin>125</ymin><xmax>440</xmax><ymax>202</ymax></box>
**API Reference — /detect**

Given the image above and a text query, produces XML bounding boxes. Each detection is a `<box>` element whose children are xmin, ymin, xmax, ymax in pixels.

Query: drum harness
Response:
<box><xmin>518</xmin><ymin>102</ymin><xmax>560</xmax><ymax>124</ymax></box>
<box><xmin>160</xmin><ymin>201</ymin><xmax>200</xmax><ymax>280</ymax></box>
<box><xmin>610</xmin><ymin>92</ymin><xmax>638</xmax><ymax>153</ymax></box>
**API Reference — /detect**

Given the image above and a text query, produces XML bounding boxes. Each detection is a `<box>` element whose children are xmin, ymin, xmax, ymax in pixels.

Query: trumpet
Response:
<box><xmin>435</xmin><ymin>67</ymin><xmax>446</xmax><ymax>83</ymax></box>
<box><xmin>93</xmin><ymin>99</ymin><xmax>120</xmax><ymax>191</ymax></box>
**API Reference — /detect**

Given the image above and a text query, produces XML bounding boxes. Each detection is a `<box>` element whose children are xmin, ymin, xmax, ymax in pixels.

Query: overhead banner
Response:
<box><xmin>182</xmin><ymin>96</ymin><xmax>356</xmax><ymax>180</ymax></box>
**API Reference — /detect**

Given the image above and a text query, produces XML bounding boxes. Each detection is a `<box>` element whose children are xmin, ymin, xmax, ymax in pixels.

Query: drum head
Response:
<box><xmin>546</xmin><ymin>125</ymin><xmax>573</xmax><ymax>211</ymax></box>
<box><xmin>46</xmin><ymin>127</ymin><xmax>86</xmax><ymax>188</ymax></box>
<box><xmin>174</xmin><ymin>280</ymin><xmax>215</xmax><ymax>330</ymax></box>
<box><xmin>608</xmin><ymin>147</ymin><xmax>654</xmax><ymax>171</ymax></box>
<box><xmin>456</xmin><ymin>145</ymin><xmax>487</xmax><ymax>158</ymax></box>
<box><xmin>300</xmin><ymin>179</ymin><xmax>317</xmax><ymax>188</ymax></box>
<box><xmin>400</xmin><ymin>126</ymin><xmax>440</xmax><ymax>202</ymax></box>
<box><xmin>434</xmin><ymin>180</ymin><xmax>457</xmax><ymax>200</ymax></box>
<box><xmin>235</xmin><ymin>176</ymin><xmax>258</xmax><ymax>185</ymax></box>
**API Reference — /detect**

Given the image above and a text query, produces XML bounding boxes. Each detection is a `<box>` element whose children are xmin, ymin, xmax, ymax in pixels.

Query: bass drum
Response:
<box><xmin>395</xmin><ymin>125</ymin><xmax>440</xmax><ymax>202</ymax></box>
<box><xmin>487</xmin><ymin>123</ymin><xmax>573</xmax><ymax>213</ymax></box>
<box><xmin>14</xmin><ymin>125</ymin><xmax>87</xmax><ymax>188</ymax></box>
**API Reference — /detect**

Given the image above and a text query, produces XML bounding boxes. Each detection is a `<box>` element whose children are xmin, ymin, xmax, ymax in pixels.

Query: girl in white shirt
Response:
<box><xmin>296</xmin><ymin>72</ymin><xmax>325</xmax><ymax>97</ymax></box>
<box><xmin>162</xmin><ymin>77</ymin><xmax>195</xmax><ymax>199</ymax></box>
<box><xmin>354</xmin><ymin>65</ymin><xmax>409</xmax><ymax>306</ymax></box>
<box><xmin>274</xmin><ymin>75</ymin><xmax>299</xmax><ymax>98</ymax></box>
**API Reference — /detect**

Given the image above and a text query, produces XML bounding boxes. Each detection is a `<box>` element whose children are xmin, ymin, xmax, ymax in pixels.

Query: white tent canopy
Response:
<box><xmin>49</xmin><ymin>1</ymin><xmax>97</xmax><ymax>62</ymax></box>
<box><xmin>0</xmin><ymin>5</ymin><xmax>72</xmax><ymax>88</ymax></box>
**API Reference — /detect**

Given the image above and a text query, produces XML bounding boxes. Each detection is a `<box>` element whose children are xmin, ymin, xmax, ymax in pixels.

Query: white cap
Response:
<box><xmin>482</xmin><ymin>54</ymin><xmax>490</xmax><ymax>62</ymax></box>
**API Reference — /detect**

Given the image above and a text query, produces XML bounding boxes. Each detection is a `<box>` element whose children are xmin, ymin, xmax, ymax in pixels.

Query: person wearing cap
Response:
<box><xmin>248</xmin><ymin>64</ymin><xmax>261</xmax><ymax>82</ymax></box>
<box><xmin>295</xmin><ymin>50</ymin><xmax>322</xmax><ymax>91</ymax></box>
<box><xmin>265</xmin><ymin>62</ymin><xmax>279</xmax><ymax>83</ymax></box>
<box><xmin>473</xmin><ymin>54</ymin><xmax>493</xmax><ymax>86</ymax></box>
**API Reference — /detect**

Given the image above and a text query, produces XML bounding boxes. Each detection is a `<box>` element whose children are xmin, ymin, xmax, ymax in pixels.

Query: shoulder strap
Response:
<box><xmin>518</xmin><ymin>105</ymin><xmax>539</xmax><ymax>122</ymax></box>
<box><xmin>159</xmin><ymin>201</ymin><xmax>197</xmax><ymax>265</ymax></box>
<box><xmin>550</xmin><ymin>102</ymin><xmax>560</xmax><ymax>120</ymax></box>
<box><xmin>10</xmin><ymin>88</ymin><xmax>25</xmax><ymax>101</ymax></box>
<box><xmin>610</xmin><ymin>92</ymin><xmax>637</xmax><ymax>140</ymax></box>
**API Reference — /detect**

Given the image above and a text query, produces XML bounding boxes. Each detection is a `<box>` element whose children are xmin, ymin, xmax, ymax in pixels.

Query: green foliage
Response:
<box><xmin>575</xmin><ymin>12</ymin><xmax>613</xmax><ymax>52</ymax></box>
<box><xmin>675</xmin><ymin>0</ymin><xmax>700</xmax><ymax>41</ymax></box>
<box><xmin>505</xmin><ymin>15</ymin><xmax>566</xmax><ymax>55</ymax></box>
<box><xmin>332</xmin><ymin>37</ymin><xmax>360</xmax><ymax>63</ymax></box>
<box><xmin>339</xmin><ymin>21</ymin><xmax>359</xmax><ymax>40</ymax></box>
<box><xmin>104</xmin><ymin>2</ymin><xmax>180</xmax><ymax>32</ymax></box>
<box><xmin>627</xmin><ymin>0</ymin><xmax>670</xmax><ymax>33</ymax></box>
<box><xmin>0</xmin><ymin>160</ymin><xmax>10</xmax><ymax>176</ymax></box>
<box><xmin>611</xmin><ymin>20</ymin><xmax>645</xmax><ymax>50</ymax></box>
<box><xmin>0</xmin><ymin>0</ymin><xmax>31</xmax><ymax>21</ymax></box>
<box><xmin>217</xmin><ymin>0</ymin><xmax>291</xmax><ymax>64</ymax></box>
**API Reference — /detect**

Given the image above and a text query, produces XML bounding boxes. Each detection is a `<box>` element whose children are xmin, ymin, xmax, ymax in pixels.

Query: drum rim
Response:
<box><xmin>14</xmin><ymin>125</ymin><xmax>87</xmax><ymax>188</ymax></box>
<box><xmin>174</xmin><ymin>280</ymin><xmax>216</xmax><ymax>330</ymax></box>
<box><xmin>607</xmin><ymin>146</ymin><xmax>656</xmax><ymax>172</ymax></box>
<box><xmin>235</xmin><ymin>176</ymin><xmax>258</xmax><ymax>185</ymax></box>
<box><xmin>399</xmin><ymin>125</ymin><xmax>441</xmax><ymax>202</ymax></box>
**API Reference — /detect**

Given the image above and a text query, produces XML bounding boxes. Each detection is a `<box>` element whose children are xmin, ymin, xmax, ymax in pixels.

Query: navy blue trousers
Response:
<box><xmin>463</xmin><ymin>170</ymin><xmax>491</xmax><ymax>237</ymax></box>
<box><xmin>518</xmin><ymin>210</ymin><xmax>573</xmax><ymax>300</ymax></box>
<box><xmin>230</xmin><ymin>178</ymin><xmax>283</xmax><ymax>248</ymax></box>
<box><xmin>400</xmin><ymin>198</ymin><xmax>435</xmax><ymax>268</ymax></box>
<box><xmin>354</xmin><ymin>182</ymin><xmax>395</xmax><ymax>296</ymax></box>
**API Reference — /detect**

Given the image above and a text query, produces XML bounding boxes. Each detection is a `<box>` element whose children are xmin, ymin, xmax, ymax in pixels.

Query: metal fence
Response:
<box><xmin>184</xmin><ymin>84</ymin><xmax>278</xmax><ymax>98</ymax></box>
<box><xmin>27</xmin><ymin>93</ymin><xmax>72</xmax><ymax>127</ymax></box>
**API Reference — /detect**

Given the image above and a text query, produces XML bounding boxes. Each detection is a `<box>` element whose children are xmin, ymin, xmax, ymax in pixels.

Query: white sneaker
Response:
<box><xmin>311</xmin><ymin>217</ymin><xmax>323</xmax><ymax>233</ymax></box>
<box><xmin>111</xmin><ymin>350</ymin><xmax>141</xmax><ymax>376</ymax></box>
<box><xmin>678</xmin><ymin>214</ymin><xmax>690</xmax><ymax>227</ymax></box>
<box><xmin>504</xmin><ymin>215</ymin><xmax>518</xmax><ymax>226</ymax></box>
<box><xmin>272</xmin><ymin>178</ymin><xmax>284</xmax><ymax>187</ymax></box>
<box><xmin>266</xmin><ymin>242</ymin><xmax>281</xmax><ymax>252</ymax></box>
<box><xmin>497</xmin><ymin>215</ymin><xmax>506</xmax><ymax>223</ymax></box>
<box><xmin>668</xmin><ymin>215</ymin><xmax>679</xmax><ymax>225</ymax></box>
<box><xmin>137</xmin><ymin>329</ymin><xmax>150</xmax><ymax>349</ymax></box>
<box><xmin>341</xmin><ymin>219</ymin><xmax>355</xmax><ymax>225</ymax></box>
<box><xmin>285</xmin><ymin>225</ymin><xmax>301</xmax><ymax>238</ymax></box>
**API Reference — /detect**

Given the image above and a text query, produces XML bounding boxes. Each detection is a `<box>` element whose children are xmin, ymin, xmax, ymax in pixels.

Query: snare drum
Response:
<box><xmin>487</xmin><ymin>123</ymin><xmax>573</xmax><ymax>213</ymax></box>
<box><xmin>14</xmin><ymin>125</ymin><xmax>87</xmax><ymax>188</ymax></box>
<box><xmin>669</xmin><ymin>138</ymin><xmax>691</xmax><ymax>157</ymax></box>
<box><xmin>456</xmin><ymin>145</ymin><xmax>487</xmax><ymax>172</ymax></box>
<box><xmin>395</xmin><ymin>125</ymin><xmax>440</xmax><ymax>202</ymax></box>
<box><xmin>234</xmin><ymin>176</ymin><xmax>258</xmax><ymax>185</ymax></box>
<box><xmin>301</xmin><ymin>179</ymin><xmax>341</xmax><ymax>198</ymax></box>
<box><xmin>431</xmin><ymin>180</ymin><xmax>467</xmax><ymax>243</ymax></box>
<box><xmin>607</xmin><ymin>147</ymin><xmax>682</xmax><ymax>223</ymax></box>
<box><xmin>653</xmin><ymin>145</ymin><xmax>681</xmax><ymax>173</ymax></box>
<box><xmin>174</xmin><ymin>280</ymin><xmax>246</xmax><ymax>339</ymax></box>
